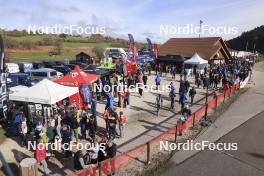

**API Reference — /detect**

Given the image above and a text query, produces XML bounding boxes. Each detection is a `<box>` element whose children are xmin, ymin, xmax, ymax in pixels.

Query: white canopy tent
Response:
<box><xmin>9</xmin><ymin>79</ymin><xmax>79</xmax><ymax>105</ymax></box>
<box><xmin>184</xmin><ymin>53</ymin><xmax>208</xmax><ymax>65</ymax></box>
<box><xmin>184</xmin><ymin>53</ymin><xmax>208</xmax><ymax>75</ymax></box>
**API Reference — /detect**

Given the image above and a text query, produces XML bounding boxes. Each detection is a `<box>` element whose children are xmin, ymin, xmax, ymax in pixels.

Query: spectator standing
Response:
<box><xmin>189</xmin><ymin>86</ymin><xmax>196</xmax><ymax>105</ymax></box>
<box><xmin>88</xmin><ymin>116</ymin><xmax>96</xmax><ymax>142</ymax></box>
<box><xmin>19</xmin><ymin>118</ymin><xmax>28</xmax><ymax>147</ymax></box>
<box><xmin>36</xmin><ymin>139</ymin><xmax>51</xmax><ymax>175</ymax></box>
<box><xmin>118</xmin><ymin>111</ymin><xmax>127</xmax><ymax>138</ymax></box>
<box><xmin>155</xmin><ymin>74</ymin><xmax>161</xmax><ymax>90</ymax></box>
<box><xmin>156</xmin><ymin>94</ymin><xmax>163</xmax><ymax>116</ymax></box>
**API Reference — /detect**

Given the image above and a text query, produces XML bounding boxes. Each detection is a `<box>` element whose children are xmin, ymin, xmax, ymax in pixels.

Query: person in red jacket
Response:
<box><xmin>118</xmin><ymin>111</ymin><xmax>127</xmax><ymax>137</ymax></box>
<box><xmin>103</xmin><ymin>108</ymin><xmax>110</xmax><ymax>132</ymax></box>
<box><xmin>36</xmin><ymin>139</ymin><xmax>51</xmax><ymax>175</ymax></box>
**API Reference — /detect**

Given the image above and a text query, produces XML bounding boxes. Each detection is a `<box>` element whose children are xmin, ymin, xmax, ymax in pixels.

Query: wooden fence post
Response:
<box><xmin>147</xmin><ymin>142</ymin><xmax>150</xmax><ymax>164</ymax></box>
<box><xmin>215</xmin><ymin>95</ymin><xmax>218</xmax><ymax>110</ymax></box>
<box><xmin>174</xmin><ymin>125</ymin><xmax>178</xmax><ymax>142</ymax></box>
<box><xmin>192</xmin><ymin>113</ymin><xmax>196</xmax><ymax>127</ymax></box>
<box><xmin>98</xmin><ymin>162</ymin><xmax>102</xmax><ymax>176</ymax></box>
<box><xmin>223</xmin><ymin>90</ymin><xmax>226</xmax><ymax>102</ymax></box>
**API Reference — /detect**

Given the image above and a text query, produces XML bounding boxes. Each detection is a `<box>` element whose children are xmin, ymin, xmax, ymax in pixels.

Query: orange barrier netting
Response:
<box><xmin>208</xmin><ymin>97</ymin><xmax>217</xmax><ymax>110</ymax></box>
<box><xmin>100</xmin><ymin>144</ymin><xmax>147</xmax><ymax>175</ymax></box>
<box><xmin>194</xmin><ymin>106</ymin><xmax>205</xmax><ymax>124</ymax></box>
<box><xmin>150</xmin><ymin>127</ymin><xmax>176</xmax><ymax>146</ymax></box>
<box><xmin>76</xmin><ymin>83</ymin><xmax>241</xmax><ymax>176</ymax></box>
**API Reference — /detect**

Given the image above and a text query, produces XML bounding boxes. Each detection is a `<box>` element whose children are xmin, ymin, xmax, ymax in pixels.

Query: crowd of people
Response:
<box><xmin>5</xmin><ymin>57</ymin><xmax>254</xmax><ymax>175</ymax></box>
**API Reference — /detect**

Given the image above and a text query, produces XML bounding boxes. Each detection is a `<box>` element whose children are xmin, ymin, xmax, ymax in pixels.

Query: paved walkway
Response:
<box><xmin>163</xmin><ymin>62</ymin><xmax>264</xmax><ymax>175</ymax></box>
<box><xmin>1</xmin><ymin>72</ymin><xmax>215</xmax><ymax>175</ymax></box>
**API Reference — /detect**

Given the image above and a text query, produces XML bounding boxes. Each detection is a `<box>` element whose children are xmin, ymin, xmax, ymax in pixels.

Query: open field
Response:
<box><xmin>4</xmin><ymin>34</ymin><xmax>129</xmax><ymax>62</ymax></box>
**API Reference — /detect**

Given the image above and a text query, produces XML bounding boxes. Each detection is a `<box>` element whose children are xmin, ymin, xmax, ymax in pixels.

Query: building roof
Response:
<box><xmin>76</xmin><ymin>52</ymin><xmax>91</xmax><ymax>57</ymax></box>
<box><xmin>158</xmin><ymin>37</ymin><xmax>231</xmax><ymax>61</ymax></box>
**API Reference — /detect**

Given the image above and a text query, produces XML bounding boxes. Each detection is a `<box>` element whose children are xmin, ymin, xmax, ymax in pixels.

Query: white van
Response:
<box><xmin>29</xmin><ymin>68</ymin><xmax>58</xmax><ymax>81</ymax></box>
<box><xmin>6</xmin><ymin>63</ymin><xmax>20</xmax><ymax>73</ymax></box>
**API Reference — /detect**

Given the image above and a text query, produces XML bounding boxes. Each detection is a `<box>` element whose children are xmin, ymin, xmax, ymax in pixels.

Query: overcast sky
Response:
<box><xmin>1</xmin><ymin>0</ymin><xmax>263</xmax><ymax>43</ymax></box>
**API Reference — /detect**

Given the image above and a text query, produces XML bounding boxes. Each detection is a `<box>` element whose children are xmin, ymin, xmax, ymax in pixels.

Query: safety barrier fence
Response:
<box><xmin>76</xmin><ymin>82</ymin><xmax>241</xmax><ymax>176</ymax></box>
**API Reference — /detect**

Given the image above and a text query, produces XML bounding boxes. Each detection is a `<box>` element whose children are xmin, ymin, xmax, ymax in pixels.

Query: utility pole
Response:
<box><xmin>245</xmin><ymin>41</ymin><xmax>249</xmax><ymax>51</ymax></box>
<box><xmin>199</xmin><ymin>20</ymin><xmax>203</xmax><ymax>38</ymax></box>
<box><xmin>204</xmin><ymin>76</ymin><xmax>209</xmax><ymax>120</ymax></box>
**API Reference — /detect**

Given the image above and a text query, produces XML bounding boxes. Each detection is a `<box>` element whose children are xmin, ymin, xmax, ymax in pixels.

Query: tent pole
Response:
<box><xmin>77</xmin><ymin>90</ymin><xmax>81</xmax><ymax>109</ymax></box>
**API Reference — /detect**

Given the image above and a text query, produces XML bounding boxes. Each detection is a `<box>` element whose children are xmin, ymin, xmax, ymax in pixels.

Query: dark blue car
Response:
<box><xmin>8</xmin><ymin>73</ymin><xmax>39</xmax><ymax>87</ymax></box>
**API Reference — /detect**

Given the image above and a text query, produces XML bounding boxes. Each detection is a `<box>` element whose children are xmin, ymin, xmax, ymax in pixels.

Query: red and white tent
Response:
<box><xmin>54</xmin><ymin>66</ymin><xmax>100</xmax><ymax>87</ymax></box>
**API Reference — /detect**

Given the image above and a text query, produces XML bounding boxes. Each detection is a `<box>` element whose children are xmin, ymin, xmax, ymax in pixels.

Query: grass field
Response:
<box><xmin>8</xmin><ymin>51</ymin><xmax>77</xmax><ymax>62</ymax></box>
<box><xmin>5</xmin><ymin>34</ymin><xmax>129</xmax><ymax>63</ymax></box>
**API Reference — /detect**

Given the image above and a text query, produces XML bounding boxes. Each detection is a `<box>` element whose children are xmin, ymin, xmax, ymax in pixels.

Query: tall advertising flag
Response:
<box><xmin>128</xmin><ymin>34</ymin><xmax>135</xmax><ymax>59</ymax></box>
<box><xmin>146</xmin><ymin>38</ymin><xmax>154</xmax><ymax>57</ymax></box>
<box><xmin>153</xmin><ymin>43</ymin><xmax>158</xmax><ymax>64</ymax></box>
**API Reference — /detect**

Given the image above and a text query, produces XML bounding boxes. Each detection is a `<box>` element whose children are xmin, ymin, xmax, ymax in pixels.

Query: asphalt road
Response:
<box><xmin>163</xmin><ymin>110</ymin><xmax>264</xmax><ymax>176</ymax></box>
<box><xmin>162</xmin><ymin>62</ymin><xmax>264</xmax><ymax>176</ymax></box>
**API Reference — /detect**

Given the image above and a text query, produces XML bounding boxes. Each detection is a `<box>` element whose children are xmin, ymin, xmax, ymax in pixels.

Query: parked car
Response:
<box><xmin>52</xmin><ymin>65</ymin><xmax>71</xmax><ymax>75</ymax></box>
<box><xmin>18</xmin><ymin>62</ymin><xmax>33</xmax><ymax>73</ymax></box>
<box><xmin>28</xmin><ymin>68</ymin><xmax>58</xmax><ymax>81</ymax></box>
<box><xmin>5</xmin><ymin>63</ymin><xmax>20</xmax><ymax>73</ymax></box>
<box><xmin>32</xmin><ymin>62</ymin><xmax>44</xmax><ymax>69</ymax></box>
<box><xmin>66</xmin><ymin>64</ymin><xmax>78</xmax><ymax>70</ymax></box>
<box><xmin>54</xmin><ymin>61</ymin><xmax>66</xmax><ymax>66</ymax></box>
<box><xmin>42</xmin><ymin>61</ymin><xmax>57</xmax><ymax>68</ymax></box>
<box><xmin>68</xmin><ymin>61</ymin><xmax>89</xmax><ymax>69</ymax></box>
<box><xmin>57</xmin><ymin>71</ymin><xmax>64</xmax><ymax>78</ymax></box>
<box><xmin>8</xmin><ymin>73</ymin><xmax>39</xmax><ymax>87</ymax></box>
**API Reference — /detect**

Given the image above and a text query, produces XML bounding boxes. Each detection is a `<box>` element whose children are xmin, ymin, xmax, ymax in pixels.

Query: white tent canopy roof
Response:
<box><xmin>184</xmin><ymin>53</ymin><xmax>208</xmax><ymax>65</ymax></box>
<box><xmin>9</xmin><ymin>79</ymin><xmax>79</xmax><ymax>105</ymax></box>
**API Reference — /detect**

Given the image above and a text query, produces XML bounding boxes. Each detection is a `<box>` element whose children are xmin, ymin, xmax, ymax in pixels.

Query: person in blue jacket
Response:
<box><xmin>155</xmin><ymin>74</ymin><xmax>161</xmax><ymax>90</ymax></box>
<box><xmin>90</xmin><ymin>95</ymin><xmax>98</xmax><ymax>130</ymax></box>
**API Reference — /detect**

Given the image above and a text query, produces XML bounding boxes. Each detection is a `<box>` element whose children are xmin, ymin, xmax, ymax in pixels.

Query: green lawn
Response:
<box><xmin>9</xmin><ymin>35</ymin><xmax>44</xmax><ymax>42</ymax></box>
<box><xmin>62</xmin><ymin>41</ymin><xmax>115</xmax><ymax>48</ymax></box>
<box><xmin>8</xmin><ymin>51</ymin><xmax>76</xmax><ymax>63</ymax></box>
<box><xmin>6</xmin><ymin>35</ymin><xmax>129</xmax><ymax>62</ymax></box>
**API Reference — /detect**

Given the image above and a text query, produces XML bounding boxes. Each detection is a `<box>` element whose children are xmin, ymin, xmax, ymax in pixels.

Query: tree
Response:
<box><xmin>54</xmin><ymin>40</ymin><xmax>62</xmax><ymax>54</ymax></box>
<box><xmin>92</xmin><ymin>46</ymin><xmax>104</xmax><ymax>59</ymax></box>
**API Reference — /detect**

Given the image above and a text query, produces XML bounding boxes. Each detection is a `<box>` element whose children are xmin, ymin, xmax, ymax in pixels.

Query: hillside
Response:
<box><xmin>0</xmin><ymin>30</ymin><xmax>146</xmax><ymax>63</ymax></box>
<box><xmin>227</xmin><ymin>25</ymin><xmax>264</xmax><ymax>54</ymax></box>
